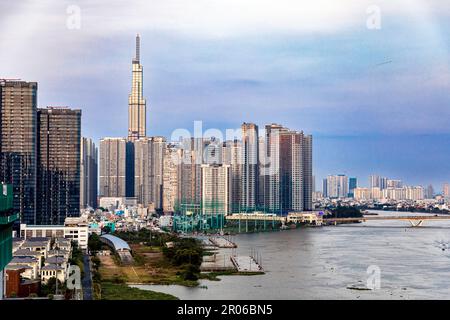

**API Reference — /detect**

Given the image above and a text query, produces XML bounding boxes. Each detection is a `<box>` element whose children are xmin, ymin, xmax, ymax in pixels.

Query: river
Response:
<box><xmin>132</xmin><ymin>210</ymin><xmax>450</xmax><ymax>299</ymax></box>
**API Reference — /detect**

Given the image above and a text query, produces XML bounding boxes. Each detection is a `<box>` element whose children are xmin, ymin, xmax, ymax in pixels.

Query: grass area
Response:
<box><xmin>97</xmin><ymin>244</ymin><xmax>199</xmax><ymax>287</ymax></box>
<box><xmin>99</xmin><ymin>282</ymin><xmax>178</xmax><ymax>300</ymax></box>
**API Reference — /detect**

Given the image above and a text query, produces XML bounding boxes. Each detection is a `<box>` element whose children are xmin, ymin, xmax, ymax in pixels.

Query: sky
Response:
<box><xmin>1</xmin><ymin>0</ymin><xmax>449</xmax><ymax>190</ymax></box>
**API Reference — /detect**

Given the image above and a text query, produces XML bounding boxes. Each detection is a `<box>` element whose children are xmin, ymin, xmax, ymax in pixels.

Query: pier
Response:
<box><xmin>200</xmin><ymin>252</ymin><xmax>235</xmax><ymax>272</ymax></box>
<box><xmin>209</xmin><ymin>236</ymin><xmax>237</xmax><ymax>248</ymax></box>
<box><xmin>231</xmin><ymin>255</ymin><xmax>263</xmax><ymax>272</ymax></box>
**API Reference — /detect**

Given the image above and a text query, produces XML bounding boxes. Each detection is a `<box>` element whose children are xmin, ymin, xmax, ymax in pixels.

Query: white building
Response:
<box><xmin>20</xmin><ymin>217</ymin><xmax>89</xmax><ymax>249</ymax></box>
<box><xmin>99</xmin><ymin>197</ymin><xmax>138</xmax><ymax>210</ymax></box>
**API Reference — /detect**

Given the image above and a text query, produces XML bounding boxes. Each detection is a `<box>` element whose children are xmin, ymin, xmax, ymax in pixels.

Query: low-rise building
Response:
<box><xmin>20</xmin><ymin>238</ymin><xmax>52</xmax><ymax>259</ymax></box>
<box><xmin>7</xmin><ymin>256</ymin><xmax>40</xmax><ymax>280</ymax></box>
<box><xmin>13</xmin><ymin>249</ymin><xmax>43</xmax><ymax>267</ymax></box>
<box><xmin>41</xmin><ymin>264</ymin><xmax>66</xmax><ymax>284</ymax></box>
<box><xmin>20</xmin><ymin>217</ymin><xmax>88</xmax><ymax>249</ymax></box>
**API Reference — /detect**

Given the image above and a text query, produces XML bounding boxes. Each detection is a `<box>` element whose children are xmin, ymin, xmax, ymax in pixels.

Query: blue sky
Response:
<box><xmin>1</xmin><ymin>0</ymin><xmax>449</xmax><ymax>190</ymax></box>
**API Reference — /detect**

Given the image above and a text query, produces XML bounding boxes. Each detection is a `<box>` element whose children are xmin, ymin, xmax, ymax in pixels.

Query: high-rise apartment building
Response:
<box><xmin>258</xmin><ymin>136</ymin><xmax>267</xmax><ymax>210</ymax></box>
<box><xmin>348</xmin><ymin>177</ymin><xmax>357</xmax><ymax>198</ymax></box>
<box><xmin>80</xmin><ymin>137</ymin><xmax>98</xmax><ymax>209</ymax></box>
<box><xmin>163</xmin><ymin>144</ymin><xmax>180</xmax><ymax>213</ymax></box>
<box><xmin>443</xmin><ymin>183</ymin><xmax>450</xmax><ymax>199</ymax></box>
<box><xmin>425</xmin><ymin>184</ymin><xmax>434</xmax><ymax>199</ymax></box>
<box><xmin>241</xmin><ymin>123</ymin><xmax>259</xmax><ymax>212</ymax></box>
<box><xmin>302</xmin><ymin>135</ymin><xmax>313</xmax><ymax>210</ymax></box>
<box><xmin>326</xmin><ymin>174</ymin><xmax>348</xmax><ymax>199</ymax></box>
<box><xmin>387</xmin><ymin>179</ymin><xmax>402</xmax><ymax>189</ymax></box>
<box><xmin>263</xmin><ymin>124</ymin><xmax>313</xmax><ymax>214</ymax></box>
<box><xmin>0</xmin><ymin>80</ymin><xmax>38</xmax><ymax>225</ymax></box>
<box><xmin>369</xmin><ymin>175</ymin><xmax>389</xmax><ymax>190</ymax></box>
<box><xmin>222</xmin><ymin>139</ymin><xmax>242</xmax><ymax>213</ymax></box>
<box><xmin>322</xmin><ymin>178</ymin><xmax>328</xmax><ymax>198</ymax></box>
<box><xmin>99</xmin><ymin>138</ymin><xmax>129</xmax><ymax>197</ymax></box>
<box><xmin>128</xmin><ymin>34</ymin><xmax>147</xmax><ymax>141</ymax></box>
<box><xmin>36</xmin><ymin>107</ymin><xmax>81</xmax><ymax>225</ymax></box>
<box><xmin>201</xmin><ymin>164</ymin><xmax>231</xmax><ymax>215</ymax></box>
<box><xmin>134</xmin><ymin>136</ymin><xmax>166</xmax><ymax>209</ymax></box>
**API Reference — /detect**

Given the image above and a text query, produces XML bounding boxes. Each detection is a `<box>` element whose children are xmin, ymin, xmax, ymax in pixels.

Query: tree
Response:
<box><xmin>88</xmin><ymin>233</ymin><xmax>102</xmax><ymax>255</ymax></box>
<box><xmin>40</xmin><ymin>277</ymin><xmax>65</xmax><ymax>297</ymax></box>
<box><xmin>102</xmin><ymin>225</ymin><xmax>112</xmax><ymax>234</ymax></box>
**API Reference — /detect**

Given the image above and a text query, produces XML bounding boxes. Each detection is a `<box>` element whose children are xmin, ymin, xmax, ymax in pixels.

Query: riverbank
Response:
<box><xmin>97</xmin><ymin>243</ymin><xmax>199</xmax><ymax>287</ymax></box>
<box><xmin>99</xmin><ymin>282</ymin><xmax>178</xmax><ymax>300</ymax></box>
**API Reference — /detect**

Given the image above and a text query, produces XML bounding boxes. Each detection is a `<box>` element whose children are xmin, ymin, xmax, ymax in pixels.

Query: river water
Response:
<box><xmin>133</xmin><ymin>211</ymin><xmax>450</xmax><ymax>299</ymax></box>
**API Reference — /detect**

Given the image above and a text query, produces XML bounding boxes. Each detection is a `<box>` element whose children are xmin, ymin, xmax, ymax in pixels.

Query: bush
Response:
<box><xmin>181</xmin><ymin>264</ymin><xmax>200</xmax><ymax>281</ymax></box>
<box><xmin>88</xmin><ymin>233</ymin><xmax>102</xmax><ymax>255</ymax></box>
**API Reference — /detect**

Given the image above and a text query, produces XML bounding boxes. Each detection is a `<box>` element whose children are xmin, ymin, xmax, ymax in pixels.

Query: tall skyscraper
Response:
<box><xmin>128</xmin><ymin>34</ymin><xmax>147</xmax><ymax>141</ymax></box>
<box><xmin>37</xmin><ymin>107</ymin><xmax>81</xmax><ymax>225</ymax></box>
<box><xmin>369</xmin><ymin>175</ymin><xmax>389</xmax><ymax>190</ymax></box>
<box><xmin>163</xmin><ymin>144</ymin><xmax>180</xmax><ymax>213</ymax></box>
<box><xmin>201</xmin><ymin>164</ymin><xmax>231</xmax><ymax>215</ymax></box>
<box><xmin>0</xmin><ymin>80</ymin><xmax>37</xmax><ymax>225</ymax></box>
<box><xmin>443</xmin><ymin>183</ymin><xmax>450</xmax><ymax>199</ymax></box>
<box><xmin>369</xmin><ymin>175</ymin><xmax>381</xmax><ymax>189</ymax></box>
<box><xmin>348</xmin><ymin>177</ymin><xmax>358</xmax><ymax>198</ymax></box>
<box><xmin>241</xmin><ymin>123</ymin><xmax>259</xmax><ymax>212</ymax></box>
<box><xmin>302</xmin><ymin>134</ymin><xmax>313</xmax><ymax>210</ymax></box>
<box><xmin>257</xmin><ymin>136</ymin><xmax>267</xmax><ymax>210</ymax></box>
<box><xmin>387</xmin><ymin>179</ymin><xmax>402</xmax><ymax>189</ymax></box>
<box><xmin>223</xmin><ymin>139</ymin><xmax>242</xmax><ymax>213</ymax></box>
<box><xmin>425</xmin><ymin>184</ymin><xmax>434</xmax><ymax>199</ymax></box>
<box><xmin>80</xmin><ymin>137</ymin><xmax>98</xmax><ymax>209</ymax></box>
<box><xmin>99</xmin><ymin>138</ymin><xmax>128</xmax><ymax>197</ymax></box>
<box><xmin>326</xmin><ymin>174</ymin><xmax>349</xmax><ymax>198</ymax></box>
<box><xmin>134</xmin><ymin>136</ymin><xmax>166</xmax><ymax>209</ymax></box>
<box><xmin>263</xmin><ymin>124</ymin><xmax>313</xmax><ymax>214</ymax></box>
<box><xmin>322</xmin><ymin>178</ymin><xmax>328</xmax><ymax>198</ymax></box>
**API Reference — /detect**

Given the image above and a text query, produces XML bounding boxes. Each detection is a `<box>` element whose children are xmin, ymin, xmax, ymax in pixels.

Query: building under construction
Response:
<box><xmin>0</xmin><ymin>183</ymin><xmax>18</xmax><ymax>299</ymax></box>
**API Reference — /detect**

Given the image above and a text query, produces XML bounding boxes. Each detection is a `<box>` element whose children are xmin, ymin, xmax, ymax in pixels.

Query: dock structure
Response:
<box><xmin>231</xmin><ymin>255</ymin><xmax>263</xmax><ymax>272</ymax></box>
<box><xmin>209</xmin><ymin>236</ymin><xmax>237</xmax><ymax>248</ymax></box>
<box><xmin>200</xmin><ymin>252</ymin><xmax>236</xmax><ymax>272</ymax></box>
<box><xmin>225</xmin><ymin>212</ymin><xmax>324</xmax><ymax>232</ymax></box>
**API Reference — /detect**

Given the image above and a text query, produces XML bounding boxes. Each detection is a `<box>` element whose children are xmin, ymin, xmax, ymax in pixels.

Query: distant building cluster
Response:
<box><xmin>315</xmin><ymin>173</ymin><xmax>449</xmax><ymax>204</ymax></box>
<box><xmin>98</xmin><ymin>36</ymin><xmax>314</xmax><ymax>217</ymax></box>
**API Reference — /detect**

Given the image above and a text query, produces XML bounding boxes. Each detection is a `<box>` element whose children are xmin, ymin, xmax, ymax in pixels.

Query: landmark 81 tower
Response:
<box><xmin>128</xmin><ymin>34</ymin><xmax>147</xmax><ymax>141</ymax></box>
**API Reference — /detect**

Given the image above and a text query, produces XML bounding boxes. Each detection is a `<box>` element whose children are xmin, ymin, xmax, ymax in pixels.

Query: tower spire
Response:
<box><xmin>135</xmin><ymin>34</ymin><xmax>140</xmax><ymax>62</ymax></box>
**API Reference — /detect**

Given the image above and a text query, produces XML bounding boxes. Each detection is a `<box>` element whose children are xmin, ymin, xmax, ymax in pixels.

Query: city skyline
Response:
<box><xmin>1</xmin><ymin>1</ymin><xmax>449</xmax><ymax>188</ymax></box>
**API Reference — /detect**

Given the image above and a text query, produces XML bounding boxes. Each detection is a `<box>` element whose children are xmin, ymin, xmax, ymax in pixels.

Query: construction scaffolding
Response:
<box><xmin>172</xmin><ymin>198</ymin><xmax>225</xmax><ymax>233</ymax></box>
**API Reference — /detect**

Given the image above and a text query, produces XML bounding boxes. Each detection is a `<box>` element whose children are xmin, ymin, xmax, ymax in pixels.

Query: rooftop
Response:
<box><xmin>42</xmin><ymin>264</ymin><xmax>64</xmax><ymax>271</ymax></box>
<box><xmin>10</xmin><ymin>256</ymin><xmax>38</xmax><ymax>264</ymax></box>
<box><xmin>13</xmin><ymin>249</ymin><xmax>41</xmax><ymax>257</ymax></box>
<box><xmin>100</xmin><ymin>234</ymin><xmax>131</xmax><ymax>252</ymax></box>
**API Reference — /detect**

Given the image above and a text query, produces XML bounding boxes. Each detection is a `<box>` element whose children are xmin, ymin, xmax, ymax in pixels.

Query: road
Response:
<box><xmin>82</xmin><ymin>253</ymin><xmax>93</xmax><ymax>300</ymax></box>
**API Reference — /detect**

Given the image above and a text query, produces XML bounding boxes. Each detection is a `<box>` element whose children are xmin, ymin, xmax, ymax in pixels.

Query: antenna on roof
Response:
<box><xmin>135</xmin><ymin>34</ymin><xmax>140</xmax><ymax>62</ymax></box>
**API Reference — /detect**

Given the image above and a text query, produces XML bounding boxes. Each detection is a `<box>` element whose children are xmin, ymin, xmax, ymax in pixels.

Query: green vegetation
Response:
<box><xmin>88</xmin><ymin>233</ymin><xmax>102</xmax><ymax>255</ymax></box>
<box><xmin>69</xmin><ymin>241</ymin><xmax>84</xmax><ymax>276</ymax></box>
<box><xmin>92</xmin><ymin>231</ymin><xmax>206</xmax><ymax>299</ymax></box>
<box><xmin>200</xmin><ymin>270</ymin><xmax>265</xmax><ymax>281</ymax></box>
<box><xmin>99</xmin><ymin>282</ymin><xmax>178</xmax><ymax>300</ymax></box>
<box><xmin>114</xmin><ymin>229</ymin><xmax>204</xmax><ymax>282</ymax></box>
<box><xmin>40</xmin><ymin>277</ymin><xmax>66</xmax><ymax>297</ymax></box>
<box><xmin>162</xmin><ymin>237</ymin><xmax>204</xmax><ymax>281</ymax></box>
<box><xmin>115</xmin><ymin>229</ymin><xmax>177</xmax><ymax>246</ymax></box>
